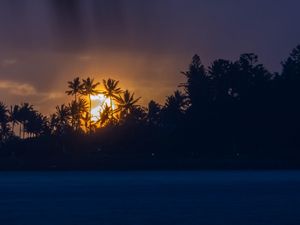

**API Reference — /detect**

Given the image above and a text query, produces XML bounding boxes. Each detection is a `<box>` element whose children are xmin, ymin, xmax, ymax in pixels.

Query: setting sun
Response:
<box><xmin>90</xmin><ymin>94</ymin><xmax>115</xmax><ymax>122</ymax></box>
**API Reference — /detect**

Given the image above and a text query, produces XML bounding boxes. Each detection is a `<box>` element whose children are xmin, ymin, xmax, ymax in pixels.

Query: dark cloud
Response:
<box><xmin>0</xmin><ymin>0</ymin><xmax>300</xmax><ymax>113</ymax></box>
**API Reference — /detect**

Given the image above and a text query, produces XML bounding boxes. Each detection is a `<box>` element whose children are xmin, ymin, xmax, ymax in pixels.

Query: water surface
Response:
<box><xmin>0</xmin><ymin>171</ymin><xmax>299</xmax><ymax>225</ymax></box>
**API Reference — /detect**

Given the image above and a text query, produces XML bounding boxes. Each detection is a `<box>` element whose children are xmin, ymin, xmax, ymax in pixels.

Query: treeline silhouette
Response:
<box><xmin>1</xmin><ymin>45</ymin><xmax>300</xmax><ymax>169</ymax></box>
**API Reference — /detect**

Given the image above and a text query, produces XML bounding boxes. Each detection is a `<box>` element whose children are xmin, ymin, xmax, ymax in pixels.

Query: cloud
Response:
<box><xmin>1</xmin><ymin>59</ymin><xmax>17</xmax><ymax>67</ymax></box>
<box><xmin>0</xmin><ymin>80</ymin><xmax>63</xmax><ymax>100</ymax></box>
<box><xmin>37</xmin><ymin>92</ymin><xmax>64</xmax><ymax>104</ymax></box>
<box><xmin>78</xmin><ymin>55</ymin><xmax>93</xmax><ymax>62</ymax></box>
<box><xmin>0</xmin><ymin>80</ymin><xmax>36</xmax><ymax>96</ymax></box>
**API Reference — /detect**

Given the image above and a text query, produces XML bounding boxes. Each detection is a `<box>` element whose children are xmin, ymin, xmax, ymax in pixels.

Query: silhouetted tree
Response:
<box><xmin>181</xmin><ymin>54</ymin><xmax>212</xmax><ymax>114</ymax></box>
<box><xmin>161</xmin><ymin>91</ymin><xmax>187</xmax><ymax>128</ymax></box>
<box><xmin>2</xmin><ymin>45</ymin><xmax>300</xmax><ymax>169</ymax></box>
<box><xmin>24</xmin><ymin>112</ymin><xmax>47</xmax><ymax>138</ymax></box>
<box><xmin>124</xmin><ymin>106</ymin><xmax>147</xmax><ymax>125</ymax></box>
<box><xmin>8</xmin><ymin>105</ymin><xmax>20</xmax><ymax>136</ymax></box>
<box><xmin>66</xmin><ymin>77</ymin><xmax>83</xmax><ymax>102</ymax></box>
<box><xmin>102</xmin><ymin>78</ymin><xmax>122</xmax><ymax>120</ymax></box>
<box><xmin>53</xmin><ymin>104</ymin><xmax>71</xmax><ymax>135</ymax></box>
<box><xmin>0</xmin><ymin>102</ymin><xmax>11</xmax><ymax>142</ymax></box>
<box><xmin>68</xmin><ymin>98</ymin><xmax>88</xmax><ymax>132</ymax></box>
<box><xmin>147</xmin><ymin>100</ymin><xmax>162</xmax><ymax>126</ymax></box>
<box><xmin>209</xmin><ymin>59</ymin><xmax>234</xmax><ymax>102</ymax></box>
<box><xmin>18</xmin><ymin>103</ymin><xmax>34</xmax><ymax>138</ymax></box>
<box><xmin>279</xmin><ymin>45</ymin><xmax>300</xmax><ymax>148</ymax></box>
<box><xmin>115</xmin><ymin>90</ymin><xmax>141</xmax><ymax>121</ymax></box>
<box><xmin>82</xmin><ymin>77</ymin><xmax>100</xmax><ymax>133</ymax></box>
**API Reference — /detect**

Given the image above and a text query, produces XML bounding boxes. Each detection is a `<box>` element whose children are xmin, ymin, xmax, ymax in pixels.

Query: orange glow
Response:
<box><xmin>90</xmin><ymin>94</ymin><xmax>115</xmax><ymax>122</ymax></box>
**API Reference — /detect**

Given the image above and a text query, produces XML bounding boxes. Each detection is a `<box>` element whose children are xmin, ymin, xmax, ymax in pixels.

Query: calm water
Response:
<box><xmin>0</xmin><ymin>171</ymin><xmax>299</xmax><ymax>225</ymax></box>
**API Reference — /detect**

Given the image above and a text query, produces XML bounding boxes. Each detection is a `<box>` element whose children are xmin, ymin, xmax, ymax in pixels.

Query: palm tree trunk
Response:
<box><xmin>89</xmin><ymin>94</ymin><xmax>92</xmax><ymax>134</ymax></box>
<box><xmin>12</xmin><ymin>122</ymin><xmax>15</xmax><ymax>135</ymax></box>
<box><xmin>110</xmin><ymin>97</ymin><xmax>113</xmax><ymax>120</ymax></box>
<box><xmin>19</xmin><ymin>123</ymin><xmax>22</xmax><ymax>137</ymax></box>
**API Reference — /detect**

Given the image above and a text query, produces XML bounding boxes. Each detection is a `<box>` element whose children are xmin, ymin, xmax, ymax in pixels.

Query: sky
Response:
<box><xmin>0</xmin><ymin>0</ymin><xmax>300</xmax><ymax>114</ymax></box>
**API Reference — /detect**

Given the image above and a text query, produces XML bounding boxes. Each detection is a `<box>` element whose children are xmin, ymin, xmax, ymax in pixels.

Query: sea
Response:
<box><xmin>0</xmin><ymin>171</ymin><xmax>299</xmax><ymax>225</ymax></box>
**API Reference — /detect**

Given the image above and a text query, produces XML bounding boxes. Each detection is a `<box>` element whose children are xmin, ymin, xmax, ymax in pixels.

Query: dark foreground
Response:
<box><xmin>0</xmin><ymin>171</ymin><xmax>300</xmax><ymax>225</ymax></box>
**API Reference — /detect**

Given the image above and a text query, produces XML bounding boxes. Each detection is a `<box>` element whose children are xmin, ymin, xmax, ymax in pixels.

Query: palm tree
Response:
<box><xmin>102</xmin><ymin>79</ymin><xmax>122</xmax><ymax>117</ymax></box>
<box><xmin>24</xmin><ymin>111</ymin><xmax>45</xmax><ymax>138</ymax></box>
<box><xmin>40</xmin><ymin>115</ymin><xmax>51</xmax><ymax>136</ymax></box>
<box><xmin>77</xmin><ymin>98</ymin><xmax>89</xmax><ymax>112</ymax></box>
<box><xmin>99</xmin><ymin>104</ymin><xmax>115</xmax><ymax>127</ymax></box>
<box><xmin>56</xmin><ymin>104</ymin><xmax>70</xmax><ymax>125</ymax></box>
<box><xmin>54</xmin><ymin>104</ymin><xmax>71</xmax><ymax>135</ymax></box>
<box><xmin>162</xmin><ymin>91</ymin><xmax>187</xmax><ymax>127</ymax></box>
<box><xmin>0</xmin><ymin>102</ymin><xmax>9</xmax><ymax>124</ymax></box>
<box><xmin>69</xmin><ymin>100</ymin><xmax>81</xmax><ymax>131</ymax></box>
<box><xmin>66</xmin><ymin>77</ymin><xmax>83</xmax><ymax>102</ymax></box>
<box><xmin>9</xmin><ymin>105</ymin><xmax>20</xmax><ymax>135</ymax></box>
<box><xmin>0</xmin><ymin>122</ymin><xmax>11</xmax><ymax>142</ymax></box>
<box><xmin>164</xmin><ymin>91</ymin><xmax>187</xmax><ymax>112</ymax></box>
<box><xmin>147</xmin><ymin>100</ymin><xmax>162</xmax><ymax>126</ymax></box>
<box><xmin>82</xmin><ymin>112</ymin><xmax>94</xmax><ymax>133</ymax></box>
<box><xmin>82</xmin><ymin>77</ymin><xmax>100</xmax><ymax>133</ymax></box>
<box><xmin>0</xmin><ymin>102</ymin><xmax>10</xmax><ymax>142</ymax></box>
<box><xmin>49</xmin><ymin>114</ymin><xmax>58</xmax><ymax>135</ymax></box>
<box><xmin>126</xmin><ymin>106</ymin><xmax>147</xmax><ymax>124</ymax></box>
<box><xmin>115</xmin><ymin>90</ymin><xmax>141</xmax><ymax>120</ymax></box>
<box><xmin>68</xmin><ymin>98</ymin><xmax>89</xmax><ymax>131</ymax></box>
<box><xmin>18</xmin><ymin>103</ymin><xmax>34</xmax><ymax>138</ymax></box>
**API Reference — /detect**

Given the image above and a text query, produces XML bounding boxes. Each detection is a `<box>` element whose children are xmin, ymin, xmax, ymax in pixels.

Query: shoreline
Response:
<box><xmin>0</xmin><ymin>157</ymin><xmax>299</xmax><ymax>171</ymax></box>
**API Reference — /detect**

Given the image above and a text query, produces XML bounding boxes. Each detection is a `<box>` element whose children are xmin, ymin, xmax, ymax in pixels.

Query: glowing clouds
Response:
<box><xmin>0</xmin><ymin>80</ymin><xmax>36</xmax><ymax>96</ymax></box>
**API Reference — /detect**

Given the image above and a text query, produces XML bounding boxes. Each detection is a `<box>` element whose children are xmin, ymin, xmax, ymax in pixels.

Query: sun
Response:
<box><xmin>90</xmin><ymin>94</ymin><xmax>115</xmax><ymax>122</ymax></box>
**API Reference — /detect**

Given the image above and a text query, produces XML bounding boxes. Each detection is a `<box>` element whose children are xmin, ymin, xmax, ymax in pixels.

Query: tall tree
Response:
<box><xmin>0</xmin><ymin>102</ymin><xmax>10</xmax><ymax>142</ymax></box>
<box><xmin>162</xmin><ymin>91</ymin><xmax>187</xmax><ymax>127</ymax></box>
<box><xmin>69</xmin><ymin>100</ymin><xmax>81</xmax><ymax>131</ymax></box>
<box><xmin>9</xmin><ymin>105</ymin><xmax>20</xmax><ymax>135</ymax></box>
<box><xmin>24</xmin><ymin>111</ymin><xmax>46</xmax><ymax>138</ymax></box>
<box><xmin>181</xmin><ymin>54</ymin><xmax>212</xmax><ymax>113</ymax></box>
<box><xmin>126</xmin><ymin>106</ymin><xmax>147</xmax><ymax>124</ymax></box>
<box><xmin>18</xmin><ymin>103</ymin><xmax>34</xmax><ymax>138</ymax></box>
<box><xmin>209</xmin><ymin>59</ymin><xmax>233</xmax><ymax>103</ymax></box>
<box><xmin>280</xmin><ymin>45</ymin><xmax>300</xmax><ymax>143</ymax></box>
<box><xmin>66</xmin><ymin>77</ymin><xmax>83</xmax><ymax>102</ymax></box>
<box><xmin>281</xmin><ymin>45</ymin><xmax>300</xmax><ymax>97</ymax></box>
<box><xmin>102</xmin><ymin>78</ymin><xmax>122</xmax><ymax>119</ymax></box>
<box><xmin>115</xmin><ymin>90</ymin><xmax>141</xmax><ymax>120</ymax></box>
<box><xmin>81</xmin><ymin>77</ymin><xmax>100</xmax><ymax>133</ymax></box>
<box><xmin>54</xmin><ymin>104</ymin><xmax>71</xmax><ymax>135</ymax></box>
<box><xmin>68</xmin><ymin>98</ymin><xmax>88</xmax><ymax>131</ymax></box>
<box><xmin>99</xmin><ymin>104</ymin><xmax>115</xmax><ymax>127</ymax></box>
<box><xmin>147</xmin><ymin>100</ymin><xmax>162</xmax><ymax>126</ymax></box>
